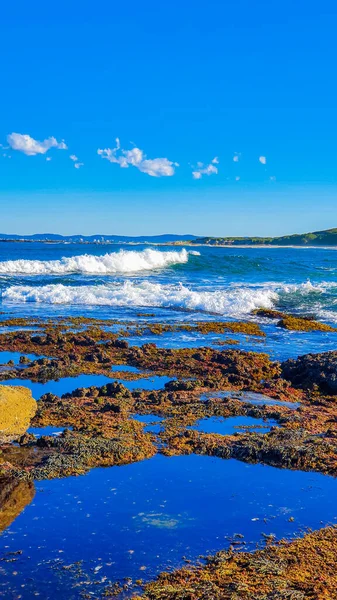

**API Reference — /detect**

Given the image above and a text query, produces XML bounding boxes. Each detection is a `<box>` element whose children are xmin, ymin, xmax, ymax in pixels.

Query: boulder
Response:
<box><xmin>0</xmin><ymin>385</ymin><xmax>37</xmax><ymax>442</ymax></box>
<box><xmin>281</xmin><ymin>351</ymin><xmax>337</xmax><ymax>393</ymax></box>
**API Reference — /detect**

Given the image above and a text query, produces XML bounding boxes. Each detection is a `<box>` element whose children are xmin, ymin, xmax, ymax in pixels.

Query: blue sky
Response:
<box><xmin>1</xmin><ymin>1</ymin><xmax>337</xmax><ymax>236</ymax></box>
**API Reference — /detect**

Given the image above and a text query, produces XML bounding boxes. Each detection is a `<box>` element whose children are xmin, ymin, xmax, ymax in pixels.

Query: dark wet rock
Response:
<box><xmin>281</xmin><ymin>351</ymin><xmax>337</xmax><ymax>393</ymax></box>
<box><xmin>165</xmin><ymin>380</ymin><xmax>200</xmax><ymax>391</ymax></box>
<box><xmin>113</xmin><ymin>339</ymin><xmax>129</xmax><ymax>349</ymax></box>
<box><xmin>253</xmin><ymin>308</ymin><xmax>288</xmax><ymax>319</ymax></box>
<box><xmin>30</xmin><ymin>335</ymin><xmax>47</xmax><ymax>345</ymax></box>
<box><xmin>19</xmin><ymin>355</ymin><xmax>31</xmax><ymax>365</ymax></box>
<box><xmin>40</xmin><ymin>392</ymin><xmax>59</xmax><ymax>404</ymax></box>
<box><xmin>63</xmin><ymin>381</ymin><xmax>132</xmax><ymax>400</ymax></box>
<box><xmin>19</xmin><ymin>432</ymin><xmax>37</xmax><ymax>444</ymax></box>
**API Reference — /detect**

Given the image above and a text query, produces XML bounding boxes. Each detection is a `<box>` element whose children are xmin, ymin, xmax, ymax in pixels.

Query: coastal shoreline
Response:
<box><xmin>0</xmin><ymin>310</ymin><xmax>336</xmax><ymax>597</ymax></box>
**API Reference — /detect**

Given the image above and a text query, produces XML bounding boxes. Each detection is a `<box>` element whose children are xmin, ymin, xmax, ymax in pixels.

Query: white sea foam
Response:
<box><xmin>3</xmin><ymin>278</ymin><xmax>336</xmax><ymax>317</ymax></box>
<box><xmin>2</xmin><ymin>281</ymin><xmax>278</xmax><ymax>315</ymax></box>
<box><xmin>0</xmin><ymin>248</ymin><xmax>197</xmax><ymax>275</ymax></box>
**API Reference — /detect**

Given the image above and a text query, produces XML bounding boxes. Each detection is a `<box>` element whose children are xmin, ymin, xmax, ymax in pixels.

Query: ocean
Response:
<box><xmin>1</xmin><ymin>242</ymin><xmax>337</xmax><ymax>599</ymax></box>
<box><xmin>1</xmin><ymin>242</ymin><xmax>337</xmax><ymax>359</ymax></box>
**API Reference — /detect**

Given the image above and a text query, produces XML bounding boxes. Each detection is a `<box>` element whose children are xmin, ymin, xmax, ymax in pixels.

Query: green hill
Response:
<box><xmin>191</xmin><ymin>228</ymin><xmax>337</xmax><ymax>246</ymax></box>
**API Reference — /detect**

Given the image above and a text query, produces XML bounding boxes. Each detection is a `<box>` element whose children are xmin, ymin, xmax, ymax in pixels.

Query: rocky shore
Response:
<box><xmin>0</xmin><ymin>313</ymin><xmax>336</xmax><ymax>597</ymax></box>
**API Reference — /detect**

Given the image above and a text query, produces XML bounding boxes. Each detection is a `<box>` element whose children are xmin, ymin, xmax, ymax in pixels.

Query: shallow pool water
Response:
<box><xmin>111</xmin><ymin>364</ymin><xmax>142</xmax><ymax>374</ymax></box>
<box><xmin>0</xmin><ymin>351</ymin><xmax>49</xmax><ymax>364</ymax></box>
<box><xmin>27</xmin><ymin>426</ymin><xmax>71</xmax><ymax>437</ymax></box>
<box><xmin>131</xmin><ymin>414</ymin><xmax>164</xmax><ymax>433</ymax></box>
<box><xmin>1</xmin><ymin>454</ymin><xmax>337</xmax><ymax>599</ymax></box>
<box><xmin>0</xmin><ymin>373</ymin><xmax>172</xmax><ymax>399</ymax></box>
<box><xmin>122</xmin><ymin>324</ymin><xmax>337</xmax><ymax>362</ymax></box>
<box><xmin>190</xmin><ymin>415</ymin><xmax>278</xmax><ymax>435</ymax></box>
<box><xmin>200</xmin><ymin>390</ymin><xmax>300</xmax><ymax>409</ymax></box>
<box><xmin>0</xmin><ymin>326</ymin><xmax>40</xmax><ymax>333</ymax></box>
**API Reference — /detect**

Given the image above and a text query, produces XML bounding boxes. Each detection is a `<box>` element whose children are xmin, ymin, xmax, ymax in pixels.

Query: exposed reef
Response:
<box><xmin>253</xmin><ymin>308</ymin><xmax>337</xmax><ymax>332</ymax></box>
<box><xmin>136</xmin><ymin>526</ymin><xmax>337</xmax><ymax>600</ymax></box>
<box><xmin>282</xmin><ymin>350</ymin><xmax>337</xmax><ymax>393</ymax></box>
<box><xmin>0</xmin><ymin>314</ymin><xmax>337</xmax><ymax>598</ymax></box>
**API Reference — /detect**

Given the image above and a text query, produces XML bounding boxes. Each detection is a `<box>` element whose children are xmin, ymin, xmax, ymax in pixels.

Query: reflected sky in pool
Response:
<box><xmin>200</xmin><ymin>390</ymin><xmax>300</xmax><ymax>409</ymax></box>
<box><xmin>1</xmin><ymin>454</ymin><xmax>337</xmax><ymax>599</ymax></box>
<box><xmin>131</xmin><ymin>414</ymin><xmax>164</xmax><ymax>433</ymax></box>
<box><xmin>0</xmin><ymin>373</ymin><xmax>172</xmax><ymax>399</ymax></box>
<box><xmin>0</xmin><ymin>351</ymin><xmax>50</xmax><ymax>364</ymax></box>
<box><xmin>190</xmin><ymin>415</ymin><xmax>279</xmax><ymax>435</ymax></box>
<box><xmin>27</xmin><ymin>426</ymin><xmax>71</xmax><ymax>437</ymax></box>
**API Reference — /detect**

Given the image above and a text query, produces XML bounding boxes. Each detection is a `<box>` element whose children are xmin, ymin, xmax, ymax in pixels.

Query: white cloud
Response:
<box><xmin>259</xmin><ymin>155</ymin><xmax>267</xmax><ymax>165</ymax></box>
<box><xmin>235</xmin><ymin>176</ymin><xmax>240</xmax><ymax>181</ymax></box>
<box><xmin>192</xmin><ymin>157</ymin><xmax>219</xmax><ymax>179</ymax></box>
<box><xmin>97</xmin><ymin>138</ymin><xmax>178</xmax><ymax>177</ymax></box>
<box><xmin>46</xmin><ymin>157</ymin><xmax>52</xmax><ymax>162</ymax></box>
<box><xmin>7</xmin><ymin>133</ymin><xmax>67</xmax><ymax>156</ymax></box>
<box><xmin>233</xmin><ymin>152</ymin><xmax>240</xmax><ymax>162</ymax></box>
<box><xmin>69</xmin><ymin>154</ymin><xmax>83</xmax><ymax>168</ymax></box>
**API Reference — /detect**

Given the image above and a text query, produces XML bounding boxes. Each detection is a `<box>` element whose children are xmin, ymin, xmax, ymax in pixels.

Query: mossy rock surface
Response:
<box><xmin>0</xmin><ymin>385</ymin><xmax>37</xmax><ymax>442</ymax></box>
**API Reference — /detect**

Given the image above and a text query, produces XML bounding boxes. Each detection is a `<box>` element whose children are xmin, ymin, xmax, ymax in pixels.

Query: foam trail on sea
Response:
<box><xmin>0</xmin><ymin>248</ymin><xmax>198</xmax><ymax>275</ymax></box>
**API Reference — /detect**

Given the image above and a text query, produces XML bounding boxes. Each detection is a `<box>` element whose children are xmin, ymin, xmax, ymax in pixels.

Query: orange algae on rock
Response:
<box><xmin>136</xmin><ymin>526</ymin><xmax>337</xmax><ymax>600</ymax></box>
<box><xmin>253</xmin><ymin>308</ymin><xmax>337</xmax><ymax>332</ymax></box>
<box><xmin>278</xmin><ymin>316</ymin><xmax>337</xmax><ymax>332</ymax></box>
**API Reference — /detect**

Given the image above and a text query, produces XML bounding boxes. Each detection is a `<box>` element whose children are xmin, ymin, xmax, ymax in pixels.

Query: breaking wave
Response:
<box><xmin>0</xmin><ymin>248</ymin><xmax>197</xmax><ymax>275</ymax></box>
<box><xmin>2</xmin><ymin>281</ymin><xmax>278</xmax><ymax>316</ymax></box>
<box><xmin>2</xmin><ymin>279</ymin><xmax>337</xmax><ymax>318</ymax></box>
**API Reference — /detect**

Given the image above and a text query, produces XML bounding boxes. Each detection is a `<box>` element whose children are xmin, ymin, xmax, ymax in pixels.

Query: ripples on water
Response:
<box><xmin>2</xmin><ymin>456</ymin><xmax>337</xmax><ymax>599</ymax></box>
<box><xmin>1</xmin><ymin>243</ymin><xmax>337</xmax><ymax>597</ymax></box>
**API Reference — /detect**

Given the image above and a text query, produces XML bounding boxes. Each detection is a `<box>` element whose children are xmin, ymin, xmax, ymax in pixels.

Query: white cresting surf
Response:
<box><xmin>1</xmin><ymin>245</ymin><xmax>337</xmax><ymax>324</ymax></box>
<box><xmin>2</xmin><ymin>281</ymin><xmax>278</xmax><ymax>316</ymax></box>
<box><xmin>3</xmin><ymin>279</ymin><xmax>337</xmax><ymax>318</ymax></box>
<box><xmin>0</xmin><ymin>248</ymin><xmax>198</xmax><ymax>275</ymax></box>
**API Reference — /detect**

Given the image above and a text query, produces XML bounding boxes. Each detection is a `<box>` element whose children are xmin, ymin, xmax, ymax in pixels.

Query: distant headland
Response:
<box><xmin>189</xmin><ymin>228</ymin><xmax>337</xmax><ymax>247</ymax></box>
<box><xmin>1</xmin><ymin>228</ymin><xmax>337</xmax><ymax>246</ymax></box>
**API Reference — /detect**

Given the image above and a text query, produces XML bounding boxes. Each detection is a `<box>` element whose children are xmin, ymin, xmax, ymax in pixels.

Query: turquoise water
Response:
<box><xmin>1</xmin><ymin>242</ymin><xmax>337</xmax><ymax>598</ymax></box>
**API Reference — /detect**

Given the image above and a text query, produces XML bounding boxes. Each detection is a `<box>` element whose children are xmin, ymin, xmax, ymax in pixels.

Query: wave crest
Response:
<box><xmin>0</xmin><ymin>248</ymin><xmax>197</xmax><ymax>275</ymax></box>
<box><xmin>2</xmin><ymin>281</ymin><xmax>277</xmax><ymax>316</ymax></box>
